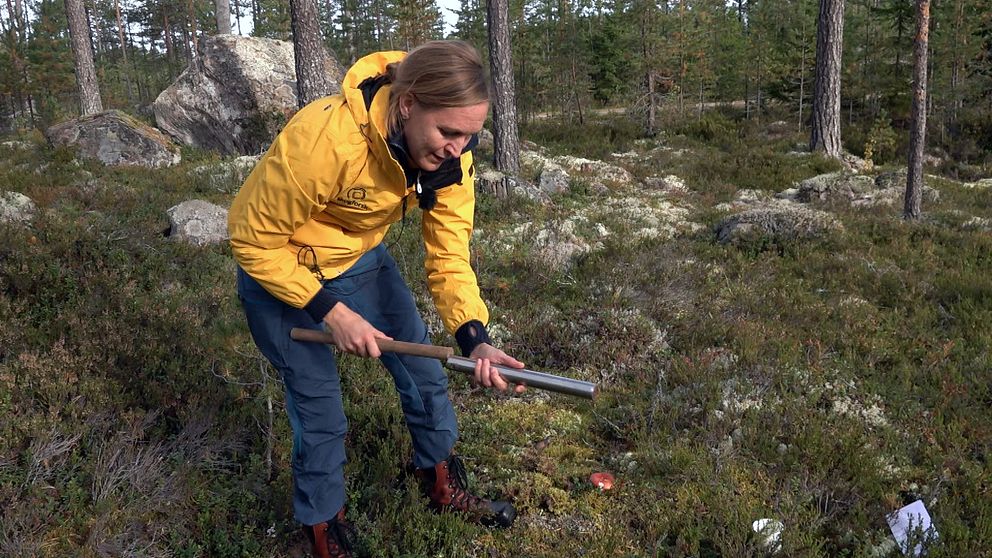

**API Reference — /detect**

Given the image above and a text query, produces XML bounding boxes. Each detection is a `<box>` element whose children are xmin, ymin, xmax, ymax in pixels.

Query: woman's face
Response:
<box><xmin>400</xmin><ymin>94</ymin><xmax>488</xmax><ymax>171</ymax></box>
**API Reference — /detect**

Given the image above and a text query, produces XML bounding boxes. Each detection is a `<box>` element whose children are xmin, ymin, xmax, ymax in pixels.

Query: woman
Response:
<box><xmin>228</xmin><ymin>41</ymin><xmax>523</xmax><ymax>557</ymax></box>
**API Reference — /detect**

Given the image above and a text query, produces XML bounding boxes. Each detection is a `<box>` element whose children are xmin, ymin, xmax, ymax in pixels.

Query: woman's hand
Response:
<box><xmin>323</xmin><ymin>302</ymin><xmax>392</xmax><ymax>358</ymax></box>
<box><xmin>469</xmin><ymin>343</ymin><xmax>526</xmax><ymax>394</ymax></box>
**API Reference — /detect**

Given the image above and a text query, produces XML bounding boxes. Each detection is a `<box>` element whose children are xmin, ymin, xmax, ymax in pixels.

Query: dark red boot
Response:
<box><xmin>415</xmin><ymin>455</ymin><xmax>516</xmax><ymax>528</ymax></box>
<box><xmin>302</xmin><ymin>508</ymin><xmax>354</xmax><ymax>558</ymax></box>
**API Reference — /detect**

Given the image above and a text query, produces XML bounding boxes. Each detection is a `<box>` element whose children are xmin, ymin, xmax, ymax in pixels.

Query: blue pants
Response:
<box><xmin>237</xmin><ymin>244</ymin><xmax>459</xmax><ymax>526</ymax></box>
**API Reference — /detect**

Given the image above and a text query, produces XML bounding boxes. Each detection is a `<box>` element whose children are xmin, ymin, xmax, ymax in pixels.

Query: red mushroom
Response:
<box><xmin>589</xmin><ymin>472</ymin><xmax>615</xmax><ymax>490</ymax></box>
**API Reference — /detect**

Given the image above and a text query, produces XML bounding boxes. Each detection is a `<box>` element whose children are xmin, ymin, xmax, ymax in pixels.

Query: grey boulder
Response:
<box><xmin>796</xmin><ymin>171</ymin><xmax>877</xmax><ymax>203</ymax></box>
<box><xmin>716</xmin><ymin>206</ymin><xmax>842</xmax><ymax>245</ymax></box>
<box><xmin>153</xmin><ymin>35</ymin><xmax>344</xmax><ymax>156</ymax></box>
<box><xmin>166</xmin><ymin>200</ymin><xmax>229</xmax><ymax>246</ymax></box>
<box><xmin>0</xmin><ymin>191</ymin><xmax>36</xmax><ymax>224</ymax></box>
<box><xmin>45</xmin><ymin>110</ymin><xmax>180</xmax><ymax>168</ymax></box>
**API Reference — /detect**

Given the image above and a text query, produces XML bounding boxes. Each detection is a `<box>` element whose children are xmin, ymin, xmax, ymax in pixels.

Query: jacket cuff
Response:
<box><xmin>304</xmin><ymin>289</ymin><xmax>340</xmax><ymax>323</ymax></box>
<box><xmin>455</xmin><ymin>319</ymin><xmax>492</xmax><ymax>357</ymax></box>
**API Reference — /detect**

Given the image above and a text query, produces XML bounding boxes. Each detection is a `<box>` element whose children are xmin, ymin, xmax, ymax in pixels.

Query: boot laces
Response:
<box><xmin>446</xmin><ymin>455</ymin><xmax>484</xmax><ymax>509</ymax></box>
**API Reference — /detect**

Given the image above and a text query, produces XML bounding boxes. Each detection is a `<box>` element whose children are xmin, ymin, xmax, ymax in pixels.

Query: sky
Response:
<box><xmin>438</xmin><ymin>0</ymin><xmax>462</xmax><ymax>34</ymax></box>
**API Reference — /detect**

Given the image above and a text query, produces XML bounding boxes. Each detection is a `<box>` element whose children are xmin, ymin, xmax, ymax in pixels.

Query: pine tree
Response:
<box><xmin>488</xmin><ymin>0</ymin><xmax>520</xmax><ymax>180</ymax></box>
<box><xmin>905</xmin><ymin>0</ymin><xmax>930</xmax><ymax>218</ymax></box>
<box><xmin>26</xmin><ymin>0</ymin><xmax>76</xmax><ymax>124</ymax></box>
<box><xmin>253</xmin><ymin>0</ymin><xmax>291</xmax><ymax>39</ymax></box>
<box><xmin>390</xmin><ymin>0</ymin><xmax>444</xmax><ymax>50</ymax></box>
<box><xmin>216</xmin><ymin>0</ymin><xmax>232</xmax><ymax>33</ymax></box>
<box><xmin>290</xmin><ymin>0</ymin><xmax>333</xmax><ymax>107</ymax></box>
<box><xmin>454</xmin><ymin>0</ymin><xmax>487</xmax><ymax>53</ymax></box>
<box><xmin>811</xmin><ymin>0</ymin><xmax>844</xmax><ymax>157</ymax></box>
<box><xmin>584</xmin><ymin>0</ymin><xmax>633</xmax><ymax>106</ymax></box>
<box><xmin>65</xmin><ymin>0</ymin><xmax>104</xmax><ymax>114</ymax></box>
<box><xmin>328</xmin><ymin>0</ymin><xmax>384</xmax><ymax>63</ymax></box>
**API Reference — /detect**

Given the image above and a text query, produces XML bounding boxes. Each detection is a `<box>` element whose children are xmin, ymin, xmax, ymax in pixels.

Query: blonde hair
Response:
<box><xmin>385</xmin><ymin>41</ymin><xmax>490</xmax><ymax>136</ymax></box>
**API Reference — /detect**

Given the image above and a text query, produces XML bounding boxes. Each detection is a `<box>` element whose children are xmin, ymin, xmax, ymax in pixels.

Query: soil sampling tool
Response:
<box><xmin>290</xmin><ymin>328</ymin><xmax>597</xmax><ymax>400</ymax></box>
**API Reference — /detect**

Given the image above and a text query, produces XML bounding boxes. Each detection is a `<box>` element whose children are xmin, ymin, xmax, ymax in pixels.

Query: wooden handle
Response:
<box><xmin>290</xmin><ymin>328</ymin><xmax>454</xmax><ymax>360</ymax></box>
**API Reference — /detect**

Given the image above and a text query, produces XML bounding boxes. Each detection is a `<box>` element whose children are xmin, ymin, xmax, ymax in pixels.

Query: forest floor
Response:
<box><xmin>1</xmin><ymin>112</ymin><xmax>990</xmax><ymax>557</ymax></box>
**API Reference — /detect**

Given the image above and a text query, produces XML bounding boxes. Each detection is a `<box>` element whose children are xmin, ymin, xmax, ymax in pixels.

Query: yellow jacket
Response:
<box><xmin>228</xmin><ymin>51</ymin><xmax>488</xmax><ymax>335</ymax></box>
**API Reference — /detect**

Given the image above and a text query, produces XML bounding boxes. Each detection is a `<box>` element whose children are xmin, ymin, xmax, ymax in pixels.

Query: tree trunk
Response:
<box><xmin>744</xmin><ymin>74</ymin><xmax>750</xmax><ymax>119</ymax></box>
<box><xmin>756</xmin><ymin>55</ymin><xmax>763</xmax><ymax>121</ymax></box>
<box><xmin>698</xmin><ymin>78</ymin><xmax>703</xmax><ymax>120</ymax></box>
<box><xmin>895</xmin><ymin>9</ymin><xmax>905</xmax><ymax>82</ymax></box>
<box><xmin>677</xmin><ymin>0</ymin><xmax>686</xmax><ymax>117</ymax></box>
<box><xmin>3</xmin><ymin>0</ymin><xmax>26</xmax><ymax>119</ymax></box>
<box><xmin>487</xmin><ymin>0</ymin><xmax>520</xmax><ymax>193</ymax></box>
<box><xmin>216</xmin><ymin>0</ymin><xmax>232</xmax><ymax>33</ymax></box>
<box><xmin>65</xmin><ymin>0</ymin><xmax>103</xmax><ymax>115</ymax></box>
<box><xmin>647</xmin><ymin>71</ymin><xmax>657</xmax><ymax>135</ymax></box>
<box><xmin>570</xmin><ymin>56</ymin><xmax>584</xmax><ymax>125</ymax></box>
<box><xmin>163</xmin><ymin>13</ymin><xmax>176</xmax><ymax>78</ymax></box>
<box><xmin>13</xmin><ymin>0</ymin><xmax>22</xmax><ymax>28</ymax></box>
<box><xmin>187</xmin><ymin>0</ymin><xmax>199</xmax><ymax>64</ymax></box>
<box><xmin>181</xmin><ymin>22</ymin><xmax>192</xmax><ymax>66</ymax></box>
<box><xmin>290</xmin><ymin>0</ymin><xmax>332</xmax><ymax>108</ymax></box>
<box><xmin>950</xmin><ymin>0</ymin><xmax>963</xmax><ymax>116</ymax></box>
<box><xmin>114</xmin><ymin>0</ymin><xmax>134</xmax><ymax>103</ymax></box>
<box><xmin>799</xmin><ymin>18</ymin><xmax>807</xmax><ymax>132</ymax></box>
<box><xmin>810</xmin><ymin>0</ymin><xmax>844</xmax><ymax>158</ymax></box>
<box><xmin>904</xmin><ymin>0</ymin><xmax>930</xmax><ymax>220</ymax></box>
<box><xmin>232</xmin><ymin>0</ymin><xmax>242</xmax><ymax>34</ymax></box>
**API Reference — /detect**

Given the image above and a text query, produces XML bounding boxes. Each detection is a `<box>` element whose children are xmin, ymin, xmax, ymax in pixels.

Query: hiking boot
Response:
<box><xmin>302</xmin><ymin>508</ymin><xmax>354</xmax><ymax>558</ymax></box>
<box><xmin>414</xmin><ymin>454</ymin><xmax>516</xmax><ymax>528</ymax></box>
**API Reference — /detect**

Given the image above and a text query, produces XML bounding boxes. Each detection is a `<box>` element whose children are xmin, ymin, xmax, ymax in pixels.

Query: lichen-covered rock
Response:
<box><xmin>796</xmin><ymin>171</ymin><xmax>877</xmax><ymax>203</ymax></box>
<box><xmin>552</xmin><ymin>155</ymin><xmax>635</xmax><ymax>186</ymax></box>
<box><xmin>520</xmin><ymin>150</ymin><xmax>637</xmax><ymax>196</ymax></box>
<box><xmin>477</xmin><ymin>128</ymin><xmax>494</xmax><ymax>152</ymax></box>
<box><xmin>775</xmin><ymin>188</ymin><xmax>800</xmax><ymax>202</ymax></box>
<box><xmin>717</xmin><ymin>189</ymin><xmax>794</xmax><ymax>212</ymax></box>
<box><xmin>962</xmin><ymin>216</ymin><xmax>991</xmax><ymax>231</ymax></box>
<box><xmin>0</xmin><ymin>140</ymin><xmax>33</xmax><ymax>150</ymax></box>
<box><xmin>716</xmin><ymin>206</ymin><xmax>842</xmax><ymax>245</ymax></box>
<box><xmin>872</xmin><ymin>169</ymin><xmax>909</xmax><ymax>190</ymax></box>
<box><xmin>537</xmin><ymin>159</ymin><xmax>571</xmax><ymax>194</ymax></box>
<box><xmin>841</xmin><ymin>151</ymin><xmax>870</xmax><ymax>172</ymax></box>
<box><xmin>868</xmin><ymin>169</ymin><xmax>941</xmax><ymax>206</ymax></box>
<box><xmin>45</xmin><ymin>110</ymin><xmax>180</xmax><ymax>168</ymax></box>
<box><xmin>644</xmin><ymin>174</ymin><xmax>688</xmax><ymax>194</ymax></box>
<box><xmin>166</xmin><ymin>200</ymin><xmax>229</xmax><ymax>246</ymax></box>
<box><xmin>0</xmin><ymin>191</ymin><xmax>36</xmax><ymax>224</ymax></box>
<box><xmin>964</xmin><ymin>178</ymin><xmax>992</xmax><ymax>189</ymax></box>
<box><xmin>490</xmin><ymin>187</ymin><xmax>698</xmax><ymax>270</ymax></box>
<box><xmin>153</xmin><ymin>35</ymin><xmax>344</xmax><ymax>156</ymax></box>
<box><xmin>190</xmin><ymin>155</ymin><xmax>261</xmax><ymax>193</ymax></box>
<box><xmin>500</xmin><ymin>220</ymin><xmax>591</xmax><ymax>272</ymax></box>
<box><xmin>532</xmin><ymin>220</ymin><xmax>591</xmax><ymax>271</ymax></box>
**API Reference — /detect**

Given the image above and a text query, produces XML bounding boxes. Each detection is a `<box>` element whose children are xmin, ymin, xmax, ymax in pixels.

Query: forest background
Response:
<box><xmin>1</xmin><ymin>0</ymin><xmax>990</xmax><ymax>172</ymax></box>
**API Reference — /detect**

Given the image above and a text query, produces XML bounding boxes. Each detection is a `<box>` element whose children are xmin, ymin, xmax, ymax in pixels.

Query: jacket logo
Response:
<box><xmin>335</xmin><ymin>187</ymin><xmax>370</xmax><ymax>211</ymax></box>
